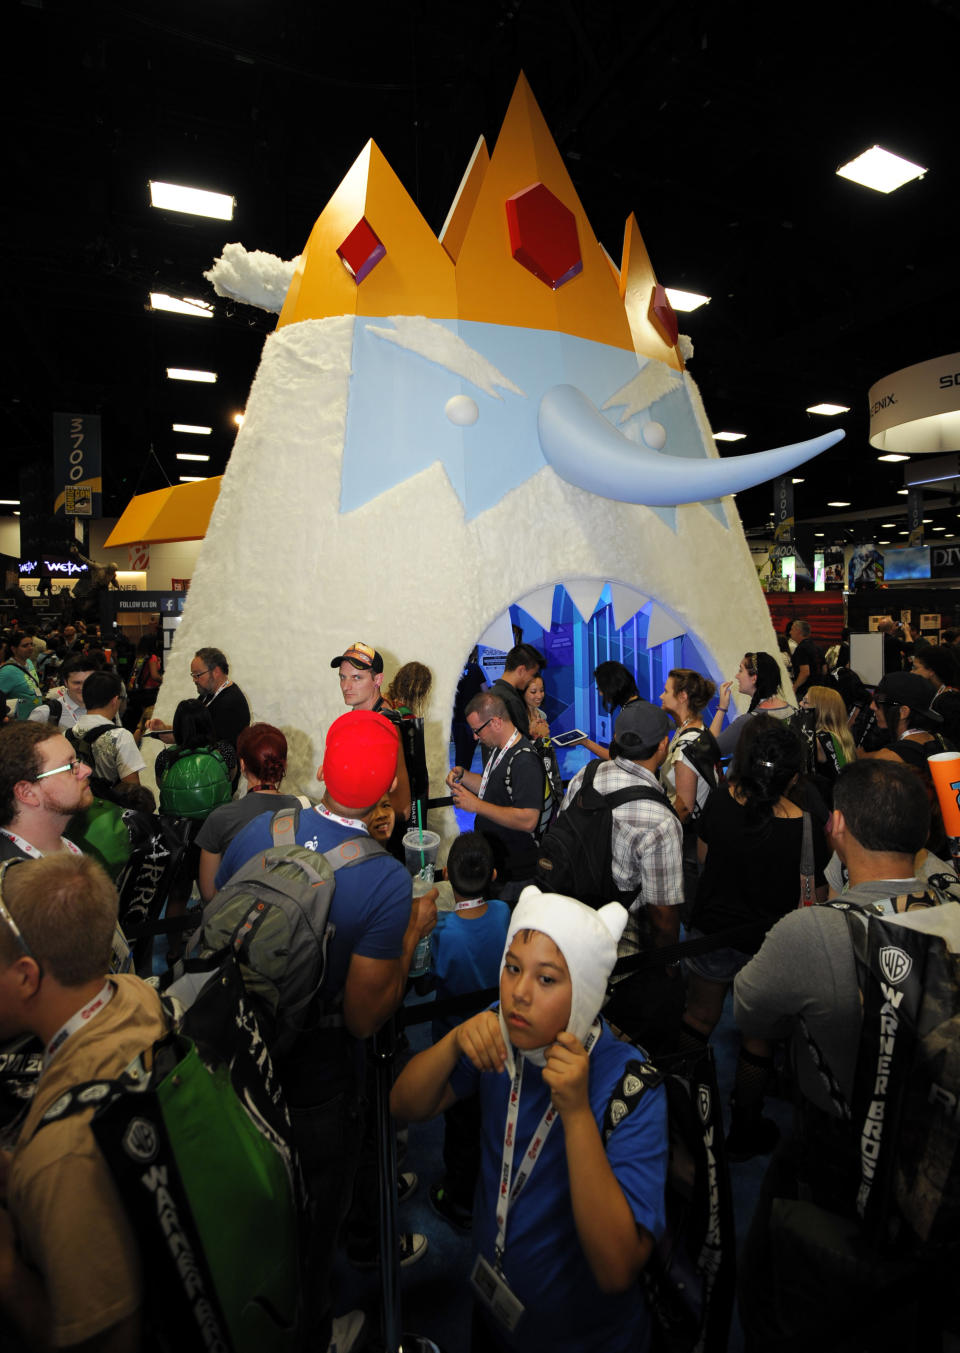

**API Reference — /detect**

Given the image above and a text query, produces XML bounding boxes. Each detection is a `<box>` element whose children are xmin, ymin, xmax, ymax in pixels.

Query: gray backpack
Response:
<box><xmin>187</xmin><ymin>807</ymin><xmax>387</xmax><ymax>1054</ymax></box>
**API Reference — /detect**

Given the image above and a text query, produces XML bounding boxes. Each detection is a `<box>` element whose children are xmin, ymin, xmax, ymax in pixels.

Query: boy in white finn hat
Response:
<box><xmin>391</xmin><ymin>887</ymin><xmax>667</xmax><ymax>1353</ymax></box>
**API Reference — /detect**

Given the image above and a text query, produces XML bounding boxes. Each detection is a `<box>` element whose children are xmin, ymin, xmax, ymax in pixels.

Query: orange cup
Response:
<box><xmin>928</xmin><ymin>752</ymin><xmax>960</xmax><ymax>838</ymax></box>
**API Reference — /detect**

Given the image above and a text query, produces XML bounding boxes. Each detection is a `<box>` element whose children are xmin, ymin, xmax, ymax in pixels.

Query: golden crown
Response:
<box><xmin>277</xmin><ymin>74</ymin><xmax>683</xmax><ymax>372</ymax></box>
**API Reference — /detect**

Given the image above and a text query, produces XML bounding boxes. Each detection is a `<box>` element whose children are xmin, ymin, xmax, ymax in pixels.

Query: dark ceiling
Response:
<box><xmin>7</xmin><ymin>0</ymin><xmax>959</xmax><ymax>556</ymax></box>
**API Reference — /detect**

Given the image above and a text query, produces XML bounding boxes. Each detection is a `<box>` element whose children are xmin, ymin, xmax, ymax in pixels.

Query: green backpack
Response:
<box><xmin>159</xmin><ymin>745</ymin><xmax>232</xmax><ymax>820</ymax></box>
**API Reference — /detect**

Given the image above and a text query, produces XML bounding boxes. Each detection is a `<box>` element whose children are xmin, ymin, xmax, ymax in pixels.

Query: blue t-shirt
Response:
<box><xmin>217</xmin><ymin>806</ymin><xmax>412</xmax><ymax>1101</ymax></box>
<box><xmin>430</xmin><ymin>901</ymin><xmax>510</xmax><ymax>1042</ymax></box>
<box><xmin>450</xmin><ymin>1020</ymin><xmax>667</xmax><ymax>1353</ymax></box>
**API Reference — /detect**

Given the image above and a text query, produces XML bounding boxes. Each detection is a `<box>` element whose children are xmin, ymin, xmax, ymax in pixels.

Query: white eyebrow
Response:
<box><xmin>366</xmin><ymin>316</ymin><xmax>525</xmax><ymax>399</ymax></box>
<box><xmin>602</xmin><ymin>363</ymin><xmax>682</xmax><ymax>423</ymax></box>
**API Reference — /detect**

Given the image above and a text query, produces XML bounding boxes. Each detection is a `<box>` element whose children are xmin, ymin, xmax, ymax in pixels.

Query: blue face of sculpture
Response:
<box><xmin>339</xmin><ymin>315</ymin><xmax>842</xmax><ymax>521</ymax></box>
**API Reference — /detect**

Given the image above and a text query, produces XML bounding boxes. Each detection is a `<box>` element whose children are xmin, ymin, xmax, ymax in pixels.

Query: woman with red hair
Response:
<box><xmin>196</xmin><ymin>722</ymin><xmax>306</xmax><ymax>900</ymax></box>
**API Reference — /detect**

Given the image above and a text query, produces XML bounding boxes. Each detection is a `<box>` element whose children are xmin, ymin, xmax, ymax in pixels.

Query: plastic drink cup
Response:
<box><xmin>928</xmin><ymin>752</ymin><xmax>960</xmax><ymax>837</ymax></box>
<box><xmin>402</xmin><ymin>828</ymin><xmax>440</xmax><ymax>877</ymax></box>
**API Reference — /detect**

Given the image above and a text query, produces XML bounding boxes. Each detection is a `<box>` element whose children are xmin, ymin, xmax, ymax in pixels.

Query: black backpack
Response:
<box><xmin>534</xmin><ymin>759</ymin><xmax>678</xmax><ymax>909</ymax></box>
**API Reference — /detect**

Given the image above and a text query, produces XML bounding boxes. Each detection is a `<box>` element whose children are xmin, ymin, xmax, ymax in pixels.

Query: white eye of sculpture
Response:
<box><xmin>445</xmin><ymin>394</ymin><xmax>480</xmax><ymax>426</ymax></box>
<box><xmin>641</xmin><ymin>420</ymin><xmax>667</xmax><ymax>450</ymax></box>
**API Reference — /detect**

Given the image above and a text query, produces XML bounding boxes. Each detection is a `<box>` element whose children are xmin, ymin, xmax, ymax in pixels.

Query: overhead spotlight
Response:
<box><xmin>836</xmin><ymin>146</ymin><xmax>926</xmax><ymax>194</ymax></box>
<box><xmin>234</xmin><ymin>412</ymin><xmax>245</xmax><ymax>426</ymax></box>
<box><xmin>149</xmin><ymin>181</ymin><xmax>235</xmax><ymax>220</ymax></box>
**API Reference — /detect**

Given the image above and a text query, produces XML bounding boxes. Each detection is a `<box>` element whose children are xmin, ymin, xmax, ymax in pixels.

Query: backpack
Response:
<box><xmin>40</xmin><ymin>696</ymin><xmax>63</xmax><ymax>725</ymax></box>
<box><xmin>65</xmin><ymin>722</ymin><xmax>118</xmax><ymax>799</ymax></box>
<box><xmin>158</xmin><ymin>744</ymin><xmax>232</xmax><ymax>820</ymax></box>
<box><xmin>534</xmin><ymin>759</ymin><xmax>678</xmax><ymax>909</ymax></box>
<box><xmin>182</xmin><ymin>806</ymin><xmax>387</xmax><ymax>1055</ymax></box>
<box><xmin>801</xmin><ymin>895</ymin><xmax>960</xmax><ymax>1254</ymax></box>
<box><xmin>602</xmin><ymin>1043</ymin><xmax>736</xmax><ymax>1353</ymax></box>
<box><xmin>36</xmin><ymin>960</ymin><xmax>304</xmax><ymax>1352</ymax></box>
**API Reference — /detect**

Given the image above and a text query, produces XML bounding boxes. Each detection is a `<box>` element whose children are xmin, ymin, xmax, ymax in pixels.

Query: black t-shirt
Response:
<box><xmin>202</xmin><ymin>682</ymin><xmax>250</xmax><ymax>751</ymax></box>
<box><xmin>691</xmin><ymin>785</ymin><xmax>830</xmax><ymax>951</ymax></box>
<box><xmin>791</xmin><ymin>639</ymin><xmax>825</xmax><ymax>698</ymax></box>
<box><xmin>488</xmin><ymin>677</ymin><xmax>530</xmax><ymax>739</ymax></box>
<box><xmin>476</xmin><ymin>738</ymin><xmax>544</xmax><ymax>882</ymax></box>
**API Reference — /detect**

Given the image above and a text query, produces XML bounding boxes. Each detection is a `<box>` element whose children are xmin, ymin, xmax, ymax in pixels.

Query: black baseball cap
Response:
<box><xmin>329</xmin><ymin>641</ymin><xmax>384</xmax><ymax>674</ymax></box>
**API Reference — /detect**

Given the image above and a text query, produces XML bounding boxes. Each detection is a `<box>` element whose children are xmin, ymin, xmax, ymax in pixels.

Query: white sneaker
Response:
<box><xmin>399</xmin><ymin>1231</ymin><xmax>428</xmax><ymax>1268</ymax></box>
<box><xmin>327</xmin><ymin>1308</ymin><xmax>367</xmax><ymax>1353</ymax></box>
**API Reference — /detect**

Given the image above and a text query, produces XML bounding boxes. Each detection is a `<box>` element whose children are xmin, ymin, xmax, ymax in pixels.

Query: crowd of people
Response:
<box><xmin>0</xmin><ymin>619</ymin><xmax>957</xmax><ymax>1352</ymax></box>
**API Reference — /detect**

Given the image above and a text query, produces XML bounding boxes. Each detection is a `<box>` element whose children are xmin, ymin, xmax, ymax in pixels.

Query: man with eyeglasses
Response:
<box><xmin>0</xmin><ymin>724</ymin><xmax>131</xmax><ymax>972</ymax></box>
<box><xmin>446</xmin><ymin>691</ymin><xmax>544</xmax><ymax>901</ymax></box>
<box><xmin>188</xmin><ymin>647</ymin><xmax>249</xmax><ymax>754</ymax></box>
<box><xmin>0</xmin><ymin>851</ymin><xmax>163</xmax><ymax>1350</ymax></box>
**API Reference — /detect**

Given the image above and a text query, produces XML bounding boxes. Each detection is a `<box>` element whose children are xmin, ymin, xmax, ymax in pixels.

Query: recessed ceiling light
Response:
<box><xmin>880</xmin><ymin>523</ymin><xmax>897</xmax><ymax>528</ymax></box>
<box><xmin>176</xmin><ymin>453</ymin><xmax>210</xmax><ymax>462</ymax></box>
<box><xmin>827</xmin><ymin>501</ymin><xmax>851</xmax><ymax>507</ymax></box>
<box><xmin>714</xmin><ymin>431</ymin><xmax>746</xmax><ymax>442</ymax></box>
<box><xmin>234</xmin><ymin>412</ymin><xmax>245</xmax><ymax>426</ymax></box>
<box><xmin>932</xmin><ymin>525</ymin><xmax>946</xmax><ymax>531</ymax></box>
<box><xmin>172</xmin><ymin>423</ymin><xmax>212</xmax><ymax>435</ymax></box>
<box><xmin>179</xmin><ymin>475</ymin><xmax>207</xmax><ymax>483</ymax></box>
<box><xmin>0</xmin><ymin>499</ymin><xmax>20</xmax><ymax>506</ymax></box>
<box><xmin>814</xmin><ymin>532</ymin><xmax>825</xmax><ymax>537</ymax></box>
<box><xmin>166</xmin><ymin>368</ymin><xmax>217</xmax><ymax>383</ymax></box>
<box><xmin>897</xmin><ymin>489</ymin><xmax>909</xmax><ymax>495</ymax></box>
<box><xmin>807</xmin><ymin>403</ymin><xmax>850</xmax><ymax>416</ymax></box>
<box><xmin>899</xmin><ymin>530</ymin><xmax>909</xmax><ymax>535</ymax></box>
<box><xmin>836</xmin><ymin>145</ymin><xmax>927</xmax><ymax>194</ymax></box>
<box><xmin>923</xmin><ymin>518</ymin><xmax>933</xmax><ymax>523</ymax></box>
<box><xmin>791</xmin><ymin>477</ymin><xmax>805</xmax><ymax>484</ymax></box>
<box><xmin>665</xmin><ymin>287</ymin><xmax>710</xmax><ymax>312</ymax></box>
<box><xmin>878</xmin><ymin>453</ymin><xmax>910</xmax><ymax>463</ymax></box>
<box><xmin>149</xmin><ymin>293</ymin><xmax>213</xmax><ymax>318</ymax></box>
<box><xmin>878</xmin><ymin>540</ymin><xmax>891</xmax><ymax>544</ymax></box>
<box><xmin>149</xmin><ymin>181</ymin><xmax>235</xmax><ymax>220</ymax></box>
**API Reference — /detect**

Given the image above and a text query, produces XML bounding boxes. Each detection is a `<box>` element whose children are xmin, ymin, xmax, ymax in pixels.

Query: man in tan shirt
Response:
<box><xmin>0</xmin><ymin>852</ymin><xmax>166</xmax><ymax>1350</ymax></box>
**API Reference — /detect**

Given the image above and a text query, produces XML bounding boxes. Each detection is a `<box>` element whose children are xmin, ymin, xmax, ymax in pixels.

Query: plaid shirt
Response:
<box><xmin>562</xmin><ymin>756</ymin><xmax>684</xmax><ymax>912</ymax></box>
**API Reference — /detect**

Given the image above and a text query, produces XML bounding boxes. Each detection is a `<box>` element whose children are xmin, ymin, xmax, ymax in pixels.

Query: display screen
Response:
<box><xmin>884</xmin><ymin>546</ymin><xmax>931</xmax><ymax>580</ymax></box>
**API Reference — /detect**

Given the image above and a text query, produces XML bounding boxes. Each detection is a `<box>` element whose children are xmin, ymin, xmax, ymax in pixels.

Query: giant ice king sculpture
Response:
<box><xmin>152</xmin><ymin>75</ymin><xmax>843</xmax><ymax>815</ymax></box>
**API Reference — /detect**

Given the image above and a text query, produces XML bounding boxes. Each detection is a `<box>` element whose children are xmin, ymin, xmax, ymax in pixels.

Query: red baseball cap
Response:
<box><xmin>321</xmin><ymin>710</ymin><xmax>398</xmax><ymax>809</ymax></box>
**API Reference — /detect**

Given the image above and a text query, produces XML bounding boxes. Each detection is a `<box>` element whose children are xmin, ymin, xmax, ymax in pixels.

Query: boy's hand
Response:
<box><xmin>455</xmin><ymin>1010</ymin><xmax>508</xmax><ymax>1074</ymax></box>
<box><xmin>543</xmin><ymin>1031</ymin><xmax>590</xmax><ymax>1116</ymax></box>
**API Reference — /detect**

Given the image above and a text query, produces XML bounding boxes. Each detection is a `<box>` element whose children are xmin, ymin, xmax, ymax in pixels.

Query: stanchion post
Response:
<box><xmin>373</xmin><ymin>1016</ymin><xmax>402</xmax><ymax>1353</ymax></box>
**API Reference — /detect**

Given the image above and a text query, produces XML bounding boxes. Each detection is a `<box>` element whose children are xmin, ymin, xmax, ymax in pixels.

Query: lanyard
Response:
<box><xmin>314</xmin><ymin>804</ymin><xmax>370</xmax><ymax>833</ymax></box>
<box><xmin>454</xmin><ymin>896</ymin><xmax>486</xmax><ymax>912</ymax></box>
<box><xmin>493</xmin><ymin>1018</ymin><xmax>600</xmax><ymax>1268</ymax></box>
<box><xmin>44</xmin><ymin>981</ymin><xmax>114</xmax><ymax>1067</ymax></box>
<box><xmin>204</xmin><ymin>679</ymin><xmax>232</xmax><ymax>706</ymax></box>
<box><xmin>0</xmin><ymin>832</ymin><xmax>81</xmax><ymax>860</ymax></box>
<box><xmin>478</xmin><ymin>730</ymin><xmax>520</xmax><ymax>801</ymax></box>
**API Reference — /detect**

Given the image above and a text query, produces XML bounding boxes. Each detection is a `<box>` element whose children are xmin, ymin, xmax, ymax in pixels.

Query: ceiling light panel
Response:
<box><xmin>807</xmin><ymin>403</ymin><xmax>850</xmax><ymax>416</ymax></box>
<box><xmin>149</xmin><ymin>181</ymin><xmax>235</xmax><ymax>220</ymax></box>
<box><xmin>665</xmin><ymin>288</ymin><xmax>710</xmax><ymax>311</ymax></box>
<box><xmin>836</xmin><ymin>146</ymin><xmax>927</xmax><ymax>193</ymax></box>
<box><xmin>166</xmin><ymin>368</ymin><xmax>217</xmax><ymax>383</ymax></box>
<box><xmin>149</xmin><ymin>293</ymin><xmax>213</xmax><ymax>318</ymax></box>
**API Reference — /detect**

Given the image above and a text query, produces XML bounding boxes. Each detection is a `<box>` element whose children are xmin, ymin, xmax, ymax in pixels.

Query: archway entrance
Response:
<box><xmin>454</xmin><ymin>579</ymin><xmax>718</xmax><ymax>781</ymax></box>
